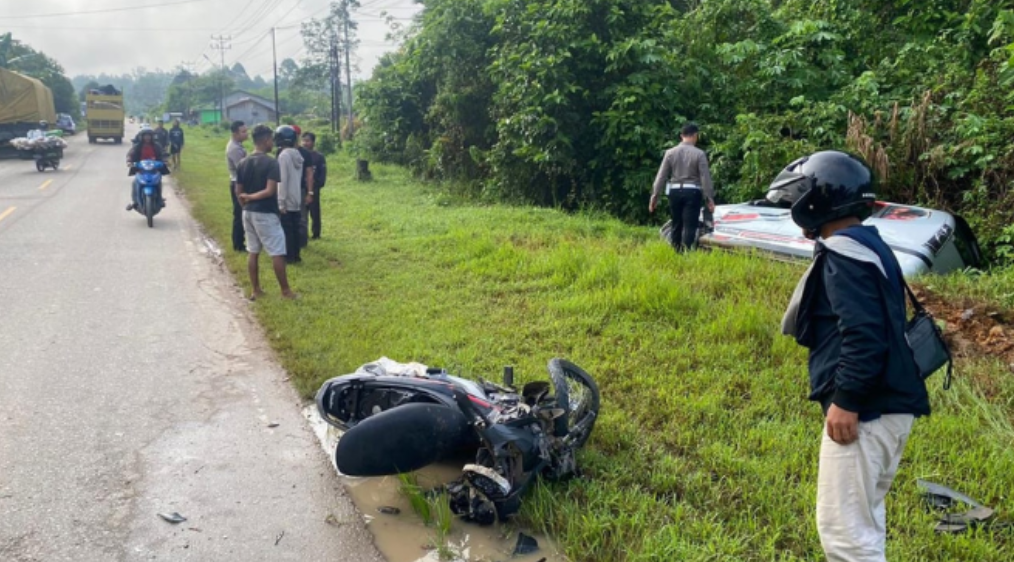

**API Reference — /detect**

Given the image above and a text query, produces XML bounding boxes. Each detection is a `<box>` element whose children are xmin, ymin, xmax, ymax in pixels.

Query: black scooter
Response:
<box><xmin>316</xmin><ymin>358</ymin><xmax>600</xmax><ymax>525</ymax></box>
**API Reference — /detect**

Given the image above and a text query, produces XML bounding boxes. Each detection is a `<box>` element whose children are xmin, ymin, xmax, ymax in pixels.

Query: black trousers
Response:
<box><xmin>281</xmin><ymin>211</ymin><xmax>301</xmax><ymax>262</ymax></box>
<box><xmin>229</xmin><ymin>182</ymin><xmax>245</xmax><ymax>251</ymax></box>
<box><xmin>299</xmin><ymin>188</ymin><xmax>309</xmax><ymax>248</ymax></box>
<box><xmin>667</xmin><ymin>188</ymin><xmax>703</xmax><ymax>252</ymax></box>
<box><xmin>308</xmin><ymin>191</ymin><xmax>322</xmax><ymax>238</ymax></box>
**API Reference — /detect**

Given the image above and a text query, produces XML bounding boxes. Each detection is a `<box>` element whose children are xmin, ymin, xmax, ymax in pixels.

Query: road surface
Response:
<box><xmin>0</xmin><ymin>132</ymin><xmax>385</xmax><ymax>562</ymax></box>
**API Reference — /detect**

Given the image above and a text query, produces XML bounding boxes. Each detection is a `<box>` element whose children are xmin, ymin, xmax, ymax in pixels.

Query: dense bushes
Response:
<box><xmin>357</xmin><ymin>0</ymin><xmax>1014</xmax><ymax>265</ymax></box>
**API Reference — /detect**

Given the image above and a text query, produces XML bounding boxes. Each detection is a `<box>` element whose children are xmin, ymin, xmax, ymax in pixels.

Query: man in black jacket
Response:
<box><xmin>774</xmin><ymin>151</ymin><xmax>929</xmax><ymax>562</ymax></box>
<box><xmin>301</xmin><ymin>132</ymin><xmax>327</xmax><ymax>240</ymax></box>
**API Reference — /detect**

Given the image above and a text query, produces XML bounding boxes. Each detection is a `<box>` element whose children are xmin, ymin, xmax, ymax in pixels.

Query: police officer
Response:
<box><xmin>649</xmin><ymin>123</ymin><xmax>715</xmax><ymax>252</ymax></box>
<box><xmin>775</xmin><ymin>151</ymin><xmax>929</xmax><ymax>562</ymax></box>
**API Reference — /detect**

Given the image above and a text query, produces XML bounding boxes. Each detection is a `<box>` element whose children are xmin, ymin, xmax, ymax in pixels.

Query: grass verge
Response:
<box><xmin>175</xmin><ymin>130</ymin><xmax>1014</xmax><ymax>561</ymax></box>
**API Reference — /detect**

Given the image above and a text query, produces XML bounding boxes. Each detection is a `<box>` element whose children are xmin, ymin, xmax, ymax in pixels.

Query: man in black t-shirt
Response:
<box><xmin>235</xmin><ymin>125</ymin><xmax>296</xmax><ymax>300</ymax></box>
<box><xmin>302</xmin><ymin>132</ymin><xmax>327</xmax><ymax>239</ymax></box>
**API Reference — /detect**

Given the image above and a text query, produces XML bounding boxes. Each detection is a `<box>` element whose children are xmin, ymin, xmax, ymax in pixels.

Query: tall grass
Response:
<box><xmin>175</xmin><ymin>131</ymin><xmax>1014</xmax><ymax>561</ymax></box>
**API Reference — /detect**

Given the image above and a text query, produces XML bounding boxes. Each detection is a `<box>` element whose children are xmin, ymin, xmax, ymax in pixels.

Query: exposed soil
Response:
<box><xmin>913</xmin><ymin>286</ymin><xmax>1014</xmax><ymax>376</ymax></box>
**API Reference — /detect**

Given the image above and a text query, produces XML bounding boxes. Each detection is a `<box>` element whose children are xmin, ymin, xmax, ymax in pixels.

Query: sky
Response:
<box><xmin>0</xmin><ymin>0</ymin><xmax>422</xmax><ymax>79</ymax></box>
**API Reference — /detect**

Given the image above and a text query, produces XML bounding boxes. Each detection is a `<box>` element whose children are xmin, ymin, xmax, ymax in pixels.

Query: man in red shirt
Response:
<box><xmin>126</xmin><ymin>127</ymin><xmax>166</xmax><ymax>211</ymax></box>
<box><xmin>127</xmin><ymin>127</ymin><xmax>165</xmax><ymax>163</ymax></box>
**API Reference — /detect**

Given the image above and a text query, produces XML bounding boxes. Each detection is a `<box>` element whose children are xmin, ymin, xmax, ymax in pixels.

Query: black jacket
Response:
<box><xmin>169</xmin><ymin>126</ymin><xmax>185</xmax><ymax>147</ymax></box>
<box><xmin>789</xmin><ymin>226</ymin><xmax>930</xmax><ymax>419</ymax></box>
<box><xmin>310</xmin><ymin>150</ymin><xmax>327</xmax><ymax>189</ymax></box>
<box><xmin>154</xmin><ymin>127</ymin><xmax>169</xmax><ymax>149</ymax></box>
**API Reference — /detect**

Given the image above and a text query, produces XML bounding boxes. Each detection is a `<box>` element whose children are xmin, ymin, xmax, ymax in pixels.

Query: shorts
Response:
<box><xmin>242</xmin><ymin>211</ymin><xmax>286</xmax><ymax>256</ymax></box>
<box><xmin>170</xmin><ymin>143</ymin><xmax>181</xmax><ymax>154</ymax></box>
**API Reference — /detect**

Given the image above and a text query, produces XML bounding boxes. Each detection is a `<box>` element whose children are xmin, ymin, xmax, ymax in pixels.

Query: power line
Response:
<box><xmin>226</xmin><ymin>0</ymin><xmax>278</xmax><ymax>40</ymax></box>
<box><xmin>0</xmin><ymin>0</ymin><xmax>208</xmax><ymax>20</ymax></box>
<box><xmin>210</xmin><ymin>34</ymin><xmax>232</xmax><ymax>122</ymax></box>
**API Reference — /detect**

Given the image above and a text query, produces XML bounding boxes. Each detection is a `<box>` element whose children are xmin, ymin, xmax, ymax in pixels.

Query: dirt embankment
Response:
<box><xmin>915</xmin><ymin>287</ymin><xmax>1014</xmax><ymax>373</ymax></box>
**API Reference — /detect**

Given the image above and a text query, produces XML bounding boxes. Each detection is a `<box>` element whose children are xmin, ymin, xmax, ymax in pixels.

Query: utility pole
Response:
<box><xmin>342</xmin><ymin>1</ymin><xmax>354</xmax><ymax>138</ymax></box>
<box><xmin>329</xmin><ymin>33</ymin><xmax>337</xmax><ymax>136</ymax></box>
<box><xmin>272</xmin><ymin>27</ymin><xmax>280</xmax><ymax>126</ymax></box>
<box><xmin>210</xmin><ymin>34</ymin><xmax>231</xmax><ymax>122</ymax></box>
<box><xmin>331</xmin><ymin>28</ymin><xmax>343</xmax><ymax>145</ymax></box>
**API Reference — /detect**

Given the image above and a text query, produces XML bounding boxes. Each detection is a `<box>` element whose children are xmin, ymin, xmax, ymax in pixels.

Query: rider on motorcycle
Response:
<box><xmin>125</xmin><ymin>127</ymin><xmax>166</xmax><ymax>211</ymax></box>
<box><xmin>27</xmin><ymin>120</ymin><xmax>48</xmax><ymax>140</ymax></box>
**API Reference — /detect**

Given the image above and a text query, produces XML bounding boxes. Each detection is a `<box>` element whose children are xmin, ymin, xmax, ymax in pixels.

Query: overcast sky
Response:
<box><xmin>0</xmin><ymin>0</ymin><xmax>421</xmax><ymax>79</ymax></box>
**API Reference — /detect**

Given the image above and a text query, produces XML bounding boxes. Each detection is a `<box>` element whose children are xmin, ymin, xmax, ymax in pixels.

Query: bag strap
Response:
<box><xmin>901</xmin><ymin>277</ymin><xmax>927</xmax><ymax>314</ymax></box>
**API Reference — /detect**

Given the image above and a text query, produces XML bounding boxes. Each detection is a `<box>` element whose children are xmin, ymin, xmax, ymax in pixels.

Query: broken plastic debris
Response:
<box><xmin>157</xmin><ymin>512</ymin><xmax>187</xmax><ymax>524</ymax></box>
<box><xmin>377</xmin><ymin>506</ymin><xmax>401</xmax><ymax>515</ymax></box>
<box><xmin>267</xmin><ymin>422</ymin><xmax>280</xmax><ymax>428</ymax></box>
<box><xmin>513</xmin><ymin>532</ymin><xmax>539</xmax><ymax>555</ymax></box>
<box><xmin>917</xmin><ymin>479</ymin><xmax>983</xmax><ymax>509</ymax></box>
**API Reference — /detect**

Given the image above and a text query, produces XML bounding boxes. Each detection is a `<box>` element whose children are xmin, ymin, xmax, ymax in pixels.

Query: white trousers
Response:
<box><xmin>816</xmin><ymin>414</ymin><xmax>914</xmax><ymax>562</ymax></box>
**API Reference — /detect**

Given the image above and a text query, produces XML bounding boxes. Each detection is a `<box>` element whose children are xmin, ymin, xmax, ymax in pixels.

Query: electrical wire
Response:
<box><xmin>0</xmin><ymin>0</ymin><xmax>209</xmax><ymax>19</ymax></box>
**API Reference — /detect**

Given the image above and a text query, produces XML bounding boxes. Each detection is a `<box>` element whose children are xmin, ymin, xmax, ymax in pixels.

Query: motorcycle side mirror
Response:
<box><xmin>503</xmin><ymin>366</ymin><xmax>514</xmax><ymax>387</ymax></box>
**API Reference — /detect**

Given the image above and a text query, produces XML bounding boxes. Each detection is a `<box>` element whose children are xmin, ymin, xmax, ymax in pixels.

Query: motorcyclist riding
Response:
<box><xmin>27</xmin><ymin>120</ymin><xmax>48</xmax><ymax>140</ymax></box>
<box><xmin>125</xmin><ymin>127</ymin><xmax>166</xmax><ymax>211</ymax></box>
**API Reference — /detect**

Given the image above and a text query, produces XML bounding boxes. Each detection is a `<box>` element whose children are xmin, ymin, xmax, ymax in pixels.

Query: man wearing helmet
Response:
<box><xmin>776</xmin><ymin>151</ymin><xmax>929</xmax><ymax>562</ymax></box>
<box><xmin>274</xmin><ymin>125</ymin><xmax>304</xmax><ymax>264</ymax></box>
<box><xmin>125</xmin><ymin>127</ymin><xmax>166</xmax><ymax>210</ymax></box>
<box><xmin>27</xmin><ymin>120</ymin><xmax>49</xmax><ymax>140</ymax></box>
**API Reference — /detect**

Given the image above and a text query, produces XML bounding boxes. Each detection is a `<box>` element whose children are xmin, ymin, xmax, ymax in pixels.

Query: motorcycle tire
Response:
<box><xmin>36</xmin><ymin>160</ymin><xmax>44</xmax><ymax>172</ymax></box>
<box><xmin>144</xmin><ymin>194</ymin><xmax>155</xmax><ymax>228</ymax></box>
<box><xmin>548</xmin><ymin>358</ymin><xmax>600</xmax><ymax>449</ymax></box>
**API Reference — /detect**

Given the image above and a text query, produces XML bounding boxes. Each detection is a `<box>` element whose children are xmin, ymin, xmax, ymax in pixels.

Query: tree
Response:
<box><xmin>278</xmin><ymin>58</ymin><xmax>300</xmax><ymax>89</ymax></box>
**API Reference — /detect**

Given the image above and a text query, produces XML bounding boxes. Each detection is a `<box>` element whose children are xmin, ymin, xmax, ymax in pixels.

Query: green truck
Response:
<box><xmin>0</xmin><ymin>67</ymin><xmax>57</xmax><ymax>146</ymax></box>
<box><xmin>86</xmin><ymin>87</ymin><xmax>125</xmax><ymax>144</ymax></box>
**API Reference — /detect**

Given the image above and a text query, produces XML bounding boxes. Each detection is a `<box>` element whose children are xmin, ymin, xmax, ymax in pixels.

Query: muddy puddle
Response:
<box><xmin>303</xmin><ymin>406</ymin><xmax>568</xmax><ymax>562</ymax></box>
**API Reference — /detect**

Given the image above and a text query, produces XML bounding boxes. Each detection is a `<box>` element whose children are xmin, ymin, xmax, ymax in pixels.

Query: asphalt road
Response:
<box><xmin>0</xmin><ymin>131</ymin><xmax>385</xmax><ymax>562</ymax></box>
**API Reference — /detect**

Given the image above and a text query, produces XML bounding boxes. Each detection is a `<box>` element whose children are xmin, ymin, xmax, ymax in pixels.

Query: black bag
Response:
<box><xmin>902</xmin><ymin>281</ymin><xmax>953</xmax><ymax>389</ymax></box>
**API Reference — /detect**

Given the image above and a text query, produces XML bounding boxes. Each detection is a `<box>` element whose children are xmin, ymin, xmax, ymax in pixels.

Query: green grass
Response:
<box><xmin>175</xmin><ymin>131</ymin><xmax>1014</xmax><ymax>561</ymax></box>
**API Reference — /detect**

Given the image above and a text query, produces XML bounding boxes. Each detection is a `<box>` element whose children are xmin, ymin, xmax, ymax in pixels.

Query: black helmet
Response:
<box><xmin>766</xmin><ymin>150</ymin><xmax>876</xmax><ymax>232</ymax></box>
<box><xmin>274</xmin><ymin>125</ymin><xmax>297</xmax><ymax>147</ymax></box>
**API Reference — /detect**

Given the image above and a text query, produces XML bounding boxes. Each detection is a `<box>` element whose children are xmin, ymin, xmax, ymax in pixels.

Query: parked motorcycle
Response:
<box><xmin>128</xmin><ymin>159</ymin><xmax>168</xmax><ymax>228</ymax></box>
<box><xmin>316</xmin><ymin>358</ymin><xmax>600</xmax><ymax>525</ymax></box>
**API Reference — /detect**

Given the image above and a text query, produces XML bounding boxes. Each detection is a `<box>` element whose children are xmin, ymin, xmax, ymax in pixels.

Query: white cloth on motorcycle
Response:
<box><xmin>356</xmin><ymin>357</ymin><xmax>429</xmax><ymax>378</ymax></box>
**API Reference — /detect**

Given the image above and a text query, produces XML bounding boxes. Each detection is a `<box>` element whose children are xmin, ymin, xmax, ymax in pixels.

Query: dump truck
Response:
<box><xmin>0</xmin><ymin>67</ymin><xmax>57</xmax><ymax>146</ymax></box>
<box><xmin>86</xmin><ymin>85</ymin><xmax>125</xmax><ymax>144</ymax></box>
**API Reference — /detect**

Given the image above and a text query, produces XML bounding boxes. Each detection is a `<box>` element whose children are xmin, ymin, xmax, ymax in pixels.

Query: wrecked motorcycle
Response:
<box><xmin>315</xmin><ymin>358</ymin><xmax>600</xmax><ymax>525</ymax></box>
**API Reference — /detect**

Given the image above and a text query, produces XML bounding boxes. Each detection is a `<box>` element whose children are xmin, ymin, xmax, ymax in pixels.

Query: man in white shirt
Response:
<box><xmin>274</xmin><ymin>125</ymin><xmax>304</xmax><ymax>264</ymax></box>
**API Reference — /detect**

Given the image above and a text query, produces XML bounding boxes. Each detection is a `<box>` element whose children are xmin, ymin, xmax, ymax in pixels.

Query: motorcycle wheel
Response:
<box><xmin>36</xmin><ymin>160</ymin><xmax>44</xmax><ymax>172</ymax></box>
<box><xmin>144</xmin><ymin>194</ymin><xmax>155</xmax><ymax>228</ymax></box>
<box><xmin>548</xmin><ymin>358</ymin><xmax>600</xmax><ymax>448</ymax></box>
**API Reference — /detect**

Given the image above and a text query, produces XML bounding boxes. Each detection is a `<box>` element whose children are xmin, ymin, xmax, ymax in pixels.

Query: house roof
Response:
<box><xmin>226</xmin><ymin>90</ymin><xmax>274</xmax><ymax>107</ymax></box>
<box><xmin>226</xmin><ymin>96</ymin><xmax>276</xmax><ymax>111</ymax></box>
